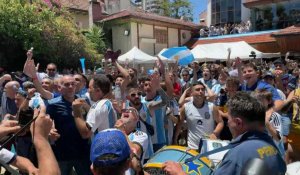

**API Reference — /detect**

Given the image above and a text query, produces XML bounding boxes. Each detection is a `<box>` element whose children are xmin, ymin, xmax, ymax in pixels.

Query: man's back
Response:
<box><xmin>214</xmin><ymin>131</ymin><xmax>286</xmax><ymax>175</ymax></box>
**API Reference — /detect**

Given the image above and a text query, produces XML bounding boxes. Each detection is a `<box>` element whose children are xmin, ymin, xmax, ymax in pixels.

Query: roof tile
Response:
<box><xmin>100</xmin><ymin>10</ymin><xmax>200</xmax><ymax>29</ymax></box>
<box><xmin>272</xmin><ymin>24</ymin><xmax>300</xmax><ymax>36</ymax></box>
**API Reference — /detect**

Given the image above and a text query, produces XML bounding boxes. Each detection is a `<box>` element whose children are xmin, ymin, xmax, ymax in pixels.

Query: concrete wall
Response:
<box><xmin>168</xmin><ymin>28</ymin><xmax>178</xmax><ymax>47</ymax></box>
<box><xmin>74</xmin><ymin>13</ymin><xmax>89</xmax><ymax>29</ymax></box>
<box><xmin>139</xmin><ymin>23</ymin><xmax>155</xmax><ymax>55</ymax></box>
<box><xmin>112</xmin><ymin>23</ymin><xmax>132</xmax><ymax>54</ymax></box>
<box><xmin>207</xmin><ymin>0</ymin><xmax>212</xmax><ymax>27</ymax></box>
<box><xmin>111</xmin><ymin>21</ymin><xmax>192</xmax><ymax>55</ymax></box>
<box><xmin>130</xmin><ymin>22</ymin><xmax>138</xmax><ymax>48</ymax></box>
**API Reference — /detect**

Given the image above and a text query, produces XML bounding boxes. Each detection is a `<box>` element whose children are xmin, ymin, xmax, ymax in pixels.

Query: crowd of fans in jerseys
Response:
<box><xmin>0</xmin><ymin>48</ymin><xmax>299</xmax><ymax>175</ymax></box>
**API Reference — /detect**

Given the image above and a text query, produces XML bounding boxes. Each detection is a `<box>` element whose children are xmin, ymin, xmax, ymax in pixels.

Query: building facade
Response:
<box><xmin>100</xmin><ymin>10</ymin><xmax>199</xmax><ymax>56</ymax></box>
<box><xmin>206</xmin><ymin>0</ymin><xmax>250</xmax><ymax>26</ymax></box>
<box><xmin>244</xmin><ymin>0</ymin><xmax>300</xmax><ymax>31</ymax></box>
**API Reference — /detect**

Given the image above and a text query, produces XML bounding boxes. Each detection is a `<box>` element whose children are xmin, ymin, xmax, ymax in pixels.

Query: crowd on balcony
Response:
<box><xmin>200</xmin><ymin>20</ymin><xmax>252</xmax><ymax>37</ymax></box>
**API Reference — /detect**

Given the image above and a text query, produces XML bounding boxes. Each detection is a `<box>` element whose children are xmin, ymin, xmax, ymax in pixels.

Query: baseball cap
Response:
<box><xmin>90</xmin><ymin>129</ymin><xmax>130</xmax><ymax>167</ymax></box>
<box><xmin>262</xmin><ymin>71</ymin><xmax>274</xmax><ymax>79</ymax></box>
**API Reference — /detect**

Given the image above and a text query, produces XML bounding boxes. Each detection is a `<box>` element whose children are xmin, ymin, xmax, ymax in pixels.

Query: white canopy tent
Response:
<box><xmin>191</xmin><ymin>41</ymin><xmax>280</xmax><ymax>62</ymax></box>
<box><xmin>118</xmin><ymin>46</ymin><xmax>157</xmax><ymax>64</ymax></box>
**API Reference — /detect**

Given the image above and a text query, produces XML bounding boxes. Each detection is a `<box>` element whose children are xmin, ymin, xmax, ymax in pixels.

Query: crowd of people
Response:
<box><xmin>200</xmin><ymin>20</ymin><xmax>252</xmax><ymax>37</ymax></box>
<box><xmin>0</xmin><ymin>48</ymin><xmax>299</xmax><ymax>175</ymax></box>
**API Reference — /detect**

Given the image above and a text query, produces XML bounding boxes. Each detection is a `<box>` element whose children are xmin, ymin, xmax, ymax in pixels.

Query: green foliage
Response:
<box><xmin>160</xmin><ymin>0</ymin><xmax>193</xmax><ymax>21</ymax></box>
<box><xmin>84</xmin><ymin>25</ymin><xmax>106</xmax><ymax>54</ymax></box>
<box><xmin>0</xmin><ymin>0</ymin><xmax>101</xmax><ymax>71</ymax></box>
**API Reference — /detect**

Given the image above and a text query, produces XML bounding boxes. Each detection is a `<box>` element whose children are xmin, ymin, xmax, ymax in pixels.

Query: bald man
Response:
<box><xmin>1</xmin><ymin>81</ymin><xmax>20</xmax><ymax>121</ymax></box>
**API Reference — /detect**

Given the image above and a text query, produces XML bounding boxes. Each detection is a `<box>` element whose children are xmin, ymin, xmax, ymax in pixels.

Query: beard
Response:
<box><xmin>131</xmin><ymin>100</ymin><xmax>141</xmax><ymax>106</ymax></box>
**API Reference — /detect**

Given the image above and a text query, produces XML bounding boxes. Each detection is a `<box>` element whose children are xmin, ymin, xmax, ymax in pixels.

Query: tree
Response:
<box><xmin>84</xmin><ymin>26</ymin><xmax>106</xmax><ymax>54</ymax></box>
<box><xmin>0</xmin><ymin>0</ymin><xmax>101</xmax><ymax>71</ymax></box>
<box><xmin>160</xmin><ymin>0</ymin><xmax>193</xmax><ymax>21</ymax></box>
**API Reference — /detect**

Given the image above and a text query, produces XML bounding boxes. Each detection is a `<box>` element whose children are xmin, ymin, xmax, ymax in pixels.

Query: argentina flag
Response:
<box><xmin>161</xmin><ymin>46</ymin><xmax>195</xmax><ymax>66</ymax></box>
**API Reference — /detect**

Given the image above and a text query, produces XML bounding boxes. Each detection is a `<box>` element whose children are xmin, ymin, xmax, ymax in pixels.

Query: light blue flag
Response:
<box><xmin>161</xmin><ymin>46</ymin><xmax>194</xmax><ymax>66</ymax></box>
<box><xmin>80</xmin><ymin>58</ymin><xmax>86</xmax><ymax>75</ymax></box>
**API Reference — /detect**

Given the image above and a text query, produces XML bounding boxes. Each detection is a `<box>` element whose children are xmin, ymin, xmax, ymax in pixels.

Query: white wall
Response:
<box><xmin>130</xmin><ymin>22</ymin><xmax>138</xmax><ymax>48</ymax></box>
<box><xmin>207</xmin><ymin>0</ymin><xmax>212</xmax><ymax>27</ymax></box>
<box><xmin>168</xmin><ymin>28</ymin><xmax>178</xmax><ymax>47</ymax></box>
<box><xmin>139</xmin><ymin>23</ymin><xmax>155</xmax><ymax>55</ymax></box>
<box><xmin>112</xmin><ymin>24</ymin><xmax>131</xmax><ymax>54</ymax></box>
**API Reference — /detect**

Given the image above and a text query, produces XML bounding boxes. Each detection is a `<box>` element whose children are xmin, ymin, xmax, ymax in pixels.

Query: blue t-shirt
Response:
<box><xmin>46</xmin><ymin>96</ymin><xmax>90</xmax><ymax>161</ymax></box>
<box><xmin>241</xmin><ymin>80</ymin><xmax>282</xmax><ymax>101</ymax></box>
<box><xmin>213</xmin><ymin>131</ymin><xmax>286</xmax><ymax>175</ymax></box>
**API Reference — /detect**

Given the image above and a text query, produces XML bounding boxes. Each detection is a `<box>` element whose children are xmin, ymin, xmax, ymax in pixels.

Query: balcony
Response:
<box><xmin>243</xmin><ymin>0</ymin><xmax>289</xmax><ymax>8</ymax></box>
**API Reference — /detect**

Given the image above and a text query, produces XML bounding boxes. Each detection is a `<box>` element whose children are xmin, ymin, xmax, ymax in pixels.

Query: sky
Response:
<box><xmin>189</xmin><ymin>0</ymin><xmax>207</xmax><ymax>23</ymax></box>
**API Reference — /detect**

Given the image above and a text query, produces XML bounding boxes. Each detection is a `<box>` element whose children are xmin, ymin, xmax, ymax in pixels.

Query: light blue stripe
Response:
<box><xmin>178</xmin><ymin>54</ymin><xmax>195</xmax><ymax>65</ymax></box>
<box><xmin>161</xmin><ymin>47</ymin><xmax>189</xmax><ymax>58</ymax></box>
<box><xmin>105</xmin><ymin>101</ymin><xmax>115</xmax><ymax>128</ymax></box>
<box><xmin>194</xmin><ymin>29</ymin><xmax>280</xmax><ymax>40</ymax></box>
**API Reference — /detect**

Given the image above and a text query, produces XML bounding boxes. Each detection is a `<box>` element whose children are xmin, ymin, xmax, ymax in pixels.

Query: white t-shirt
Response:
<box><xmin>185</xmin><ymin>101</ymin><xmax>215</xmax><ymax>150</ymax></box>
<box><xmin>126</xmin><ymin>130</ymin><xmax>148</xmax><ymax>175</ymax></box>
<box><xmin>86</xmin><ymin>99</ymin><xmax>117</xmax><ymax>133</ymax></box>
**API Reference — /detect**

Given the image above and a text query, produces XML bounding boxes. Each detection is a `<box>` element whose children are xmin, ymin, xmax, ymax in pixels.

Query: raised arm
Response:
<box><xmin>113</xmin><ymin>61</ymin><xmax>130</xmax><ymax>94</ymax></box>
<box><xmin>173</xmin><ymin>106</ymin><xmax>186</xmax><ymax>145</ymax></box>
<box><xmin>23</xmin><ymin>49</ymin><xmax>53</xmax><ymax>100</ymax></box>
<box><xmin>72</xmin><ymin>98</ymin><xmax>92</xmax><ymax>139</ymax></box>
<box><xmin>147</xmin><ymin>73</ymin><xmax>169</xmax><ymax>111</ymax></box>
<box><xmin>226</xmin><ymin>48</ymin><xmax>231</xmax><ymax>69</ymax></box>
<box><xmin>210</xmin><ymin>105</ymin><xmax>224</xmax><ymax>139</ymax></box>
<box><xmin>30</xmin><ymin>107</ymin><xmax>60</xmax><ymax>175</ymax></box>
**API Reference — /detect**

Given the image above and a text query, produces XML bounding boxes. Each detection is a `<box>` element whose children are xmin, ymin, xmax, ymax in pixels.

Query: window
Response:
<box><xmin>227</xmin><ymin>0</ymin><xmax>234</xmax><ymax>11</ymax></box>
<box><xmin>154</xmin><ymin>29</ymin><xmax>167</xmax><ymax>44</ymax></box>
<box><xmin>220</xmin><ymin>0</ymin><xmax>227</xmax><ymax>12</ymax></box>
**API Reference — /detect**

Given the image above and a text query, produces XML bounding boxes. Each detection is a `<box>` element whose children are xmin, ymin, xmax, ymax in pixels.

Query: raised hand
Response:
<box><xmin>150</xmin><ymin>72</ymin><xmax>161</xmax><ymax>91</ymax></box>
<box><xmin>0</xmin><ymin>120</ymin><xmax>21</xmax><ymax>138</ymax></box>
<box><xmin>30</xmin><ymin>107</ymin><xmax>53</xmax><ymax>141</ymax></box>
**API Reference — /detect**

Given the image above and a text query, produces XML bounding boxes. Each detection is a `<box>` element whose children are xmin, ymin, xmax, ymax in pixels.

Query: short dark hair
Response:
<box><xmin>242</xmin><ymin>63</ymin><xmax>258</xmax><ymax>71</ymax></box>
<box><xmin>226</xmin><ymin>92</ymin><xmax>265</xmax><ymax>125</ymax></box>
<box><xmin>93</xmin><ymin>158</ymin><xmax>129</xmax><ymax>175</ymax></box>
<box><xmin>93</xmin><ymin>74</ymin><xmax>111</xmax><ymax>95</ymax></box>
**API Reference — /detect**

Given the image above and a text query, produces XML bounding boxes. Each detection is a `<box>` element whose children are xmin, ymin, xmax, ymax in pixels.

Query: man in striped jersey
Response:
<box><xmin>73</xmin><ymin>74</ymin><xmax>117</xmax><ymax>139</ymax></box>
<box><xmin>114</xmin><ymin>107</ymin><xmax>149</xmax><ymax>175</ymax></box>
<box><xmin>140</xmin><ymin>73</ymin><xmax>170</xmax><ymax>152</ymax></box>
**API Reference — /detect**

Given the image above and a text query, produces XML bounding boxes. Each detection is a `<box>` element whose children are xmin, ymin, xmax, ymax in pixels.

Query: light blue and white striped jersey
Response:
<box><xmin>86</xmin><ymin>99</ymin><xmax>117</xmax><ymax>133</ymax></box>
<box><xmin>141</xmin><ymin>95</ymin><xmax>167</xmax><ymax>145</ymax></box>
<box><xmin>124</xmin><ymin>100</ymin><xmax>154</xmax><ymax>159</ymax></box>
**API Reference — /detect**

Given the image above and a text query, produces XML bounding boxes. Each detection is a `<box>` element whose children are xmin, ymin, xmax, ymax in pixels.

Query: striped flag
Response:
<box><xmin>161</xmin><ymin>46</ymin><xmax>194</xmax><ymax>66</ymax></box>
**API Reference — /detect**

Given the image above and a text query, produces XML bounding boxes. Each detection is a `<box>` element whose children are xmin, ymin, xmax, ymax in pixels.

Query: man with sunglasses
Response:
<box><xmin>36</xmin><ymin>63</ymin><xmax>62</xmax><ymax>82</ymax></box>
<box><xmin>115</xmin><ymin>107</ymin><xmax>149</xmax><ymax>175</ymax></box>
<box><xmin>124</xmin><ymin>86</ymin><xmax>166</xmax><ymax>161</ymax></box>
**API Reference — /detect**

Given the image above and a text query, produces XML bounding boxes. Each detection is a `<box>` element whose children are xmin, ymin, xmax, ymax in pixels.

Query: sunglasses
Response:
<box><xmin>121</xmin><ymin>109</ymin><xmax>138</xmax><ymax>115</ymax></box>
<box><xmin>47</xmin><ymin>69</ymin><xmax>56</xmax><ymax>71</ymax></box>
<box><xmin>130</xmin><ymin>92</ymin><xmax>142</xmax><ymax>97</ymax></box>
